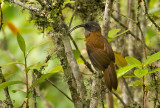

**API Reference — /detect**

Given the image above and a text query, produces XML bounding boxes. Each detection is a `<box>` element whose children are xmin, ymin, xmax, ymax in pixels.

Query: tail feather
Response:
<box><xmin>103</xmin><ymin>62</ymin><xmax>118</xmax><ymax>91</ymax></box>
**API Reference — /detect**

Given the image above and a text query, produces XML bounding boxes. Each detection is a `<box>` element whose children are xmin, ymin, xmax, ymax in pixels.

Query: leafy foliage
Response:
<box><xmin>31</xmin><ymin>73</ymin><xmax>54</xmax><ymax>87</ymax></box>
<box><xmin>114</xmin><ymin>51</ymin><xmax>127</xmax><ymax>67</ymax></box>
<box><xmin>134</xmin><ymin>69</ymin><xmax>148</xmax><ymax>78</ymax></box>
<box><xmin>117</xmin><ymin>64</ymin><xmax>139</xmax><ymax>78</ymax></box>
<box><xmin>144</xmin><ymin>51</ymin><xmax>160</xmax><ymax>66</ymax></box>
<box><xmin>0</xmin><ymin>62</ymin><xmax>24</xmax><ymax>66</ymax></box>
<box><xmin>0</xmin><ymin>81</ymin><xmax>24</xmax><ymax>89</ymax></box>
<box><xmin>17</xmin><ymin>32</ymin><xmax>26</xmax><ymax>54</ymax></box>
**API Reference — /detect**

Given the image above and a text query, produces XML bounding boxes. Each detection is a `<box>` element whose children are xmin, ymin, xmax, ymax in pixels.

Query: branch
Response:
<box><xmin>136</xmin><ymin>2</ymin><xmax>147</xmax><ymax>108</ymax></box>
<box><xmin>113</xmin><ymin>9</ymin><xmax>136</xmax><ymax>23</ymax></box>
<box><xmin>0</xmin><ymin>67</ymin><xmax>13</xmax><ymax>107</ymax></box>
<box><xmin>136</xmin><ymin>1</ymin><xmax>147</xmax><ymax>58</ymax></box>
<box><xmin>143</xmin><ymin>0</ymin><xmax>160</xmax><ymax>31</ymax></box>
<box><xmin>11</xmin><ymin>0</ymin><xmax>40</xmax><ymax>13</ymax></box>
<box><xmin>112</xmin><ymin>91</ymin><xmax>127</xmax><ymax>108</ymax></box>
<box><xmin>89</xmin><ymin>75</ymin><xmax>101</xmax><ymax>108</ymax></box>
<box><xmin>102</xmin><ymin>0</ymin><xmax>114</xmax><ymax>37</ymax></box>
<box><xmin>50</xmin><ymin>30</ymin><xmax>82</xmax><ymax>108</ymax></box>
<box><xmin>121</xmin><ymin>77</ymin><xmax>134</xmax><ymax>101</ymax></box>
<box><xmin>100</xmin><ymin>81</ymin><xmax>105</xmax><ymax>108</ymax></box>
<box><xmin>62</xmin><ymin>26</ymin><xmax>87</xmax><ymax>101</ymax></box>
<box><xmin>111</xmin><ymin>14</ymin><xmax>153</xmax><ymax>52</ymax></box>
<box><xmin>32</xmin><ymin>71</ymin><xmax>37</xmax><ymax>108</ymax></box>
<box><xmin>68</xmin><ymin>1</ymin><xmax>95</xmax><ymax>74</ymax></box>
<box><xmin>33</xmin><ymin>54</ymin><xmax>73</xmax><ymax>102</ymax></box>
<box><xmin>46</xmin><ymin>79</ymin><xmax>73</xmax><ymax>102</ymax></box>
<box><xmin>68</xmin><ymin>0</ymin><xmax>77</xmax><ymax>29</ymax></box>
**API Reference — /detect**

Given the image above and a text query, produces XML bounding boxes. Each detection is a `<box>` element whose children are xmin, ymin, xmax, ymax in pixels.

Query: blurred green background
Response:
<box><xmin>0</xmin><ymin>0</ymin><xmax>160</xmax><ymax>108</ymax></box>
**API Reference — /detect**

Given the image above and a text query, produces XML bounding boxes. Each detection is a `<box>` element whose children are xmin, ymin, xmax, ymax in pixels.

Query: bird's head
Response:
<box><xmin>69</xmin><ymin>22</ymin><xmax>101</xmax><ymax>35</ymax></box>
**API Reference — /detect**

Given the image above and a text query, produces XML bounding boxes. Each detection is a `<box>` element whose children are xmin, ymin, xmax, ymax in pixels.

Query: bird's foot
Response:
<box><xmin>95</xmin><ymin>71</ymin><xmax>103</xmax><ymax>78</ymax></box>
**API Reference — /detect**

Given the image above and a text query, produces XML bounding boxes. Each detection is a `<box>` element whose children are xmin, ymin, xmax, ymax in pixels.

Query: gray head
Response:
<box><xmin>69</xmin><ymin>22</ymin><xmax>101</xmax><ymax>34</ymax></box>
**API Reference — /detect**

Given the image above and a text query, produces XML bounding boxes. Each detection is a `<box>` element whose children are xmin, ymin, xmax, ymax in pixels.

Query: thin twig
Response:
<box><xmin>136</xmin><ymin>1</ymin><xmax>147</xmax><ymax>107</ymax></box>
<box><xmin>113</xmin><ymin>9</ymin><xmax>136</xmax><ymax>23</ymax></box>
<box><xmin>143</xmin><ymin>0</ymin><xmax>160</xmax><ymax>31</ymax></box>
<box><xmin>136</xmin><ymin>1</ymin><xmax>147</xmax><ymax>58</ymax></box>
<box><xmin>34</xmin><ymin>54</ymin><xmax>73</xmax><ymax>102</ymax></box>
<box><xmin>122</xmin><ymin>77</ymin><xmax>134</xmax><ymax>101</ymax></box>
<box><xmin>68</xmin><ymin>0</ymin><xmax>77</xmax><ymax>29</ymax></box>
<box><xmin>46</xmin><ymin>79</ymin><xmax>73</xmax><ymax>102</ymax></box>
<box><xmin>112</xmin><ymin>91</ymin><xmax>127</xmax><ymax>108</ymax></box>
<box><xmin>32</xmin><ymin>71</ymin><xmax>37</xmax><ymax>108</ymax></box>
<box><xmin>24</xmin><ymin>54</ymin><xmax>29</xmax><ymax>108</ymax></box>
<box><xmin>111</xmin><ymin>14</ymin><xmax>153</xmax><ymax>52</ymax></box>
<box><xmin>0</xmin><ymin>67</ymin><xmax>13</xmax><ymax>108</ymax></box>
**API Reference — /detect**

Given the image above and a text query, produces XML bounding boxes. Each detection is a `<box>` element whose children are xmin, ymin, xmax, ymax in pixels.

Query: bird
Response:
<box><xmin>70</xmin><ymin>21</ymin><xmax>118</xmax><ymax>91</ymax></box>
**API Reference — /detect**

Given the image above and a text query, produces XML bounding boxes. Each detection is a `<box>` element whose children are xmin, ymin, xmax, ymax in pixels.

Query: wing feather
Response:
<box><xmin>87</xmin><ymin>45</ymin><xmax>111</xmax><ymax>71</ymax></box>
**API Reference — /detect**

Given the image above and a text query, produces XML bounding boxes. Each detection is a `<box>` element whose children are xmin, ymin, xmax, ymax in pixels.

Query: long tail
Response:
<box><xmin>103</xmin><ymin>61</ymin><xmax>118</xmax><ymax>91</ymax></box>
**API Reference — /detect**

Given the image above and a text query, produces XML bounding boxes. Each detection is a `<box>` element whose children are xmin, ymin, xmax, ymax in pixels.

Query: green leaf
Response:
<box><xmin>114</xmin><ymin>51</ymin><xmax>127</xmax><ymax>67</ymax></box>
<box><xmin>129</xmin><ymin>80</ymin><xmax>143</xmax><ymax>87</ymax></box>
<box><xmin>31</xmin><ymin>73</ymin><xmax>53</xmax><ymax>87</ymax></box>
<box><xmin>108</xmin><ymin>29</ymin><xmax>121</xmax><ymax>38</ymax></box>
<box><xmin>107</xmin><ymin>37</ymin><xmax>116</xmax><ymax>42</ymax></box>
<box><xmin>134</xmin><ymin>69</ymin><xmax>148</xmax><ymax>78</ymax></box>
<box><xmin>0</xmin><ymin>81</ymin><xmax>24</xmax><ymax>89</ymax></box>
<box><xmin>27</xmin><ymin>62</ymin><xmax>48</xmax><ymax>70</ymax></box>
<box><xmin>116</xmin><ymin>64</ymin><xmax>138</xmax><ymax>78</ymax></box>
<box><xmin>125</xmin><ymin>56</ymin><xmax>142</xmax><ymax>66</ymax></box>
<box><xmin>144</xmin><ymin>51</ymin><xmax>160</xmax><ymax>66</ymax></box>
<box><xmin>17</xmin><ymin>32</ymin><xmax>26</xmax><ymax>54</ymax></box>
<box><xmin>0</xmin><ymin>62</ymin><xmax>24</xmax><ymax>67</ymax></box>
<box><xmin>49</xmin><ymin>66</ymin><xmax>63</xmax><ymax>73</ymax></box>
<box><xmin>27</xmin><ymin>40</ymin><xmax>54</xmax><ymax>55</ymax></box>
<box><xmin>148</xmin><ymin>68</ymin><xmax>160</xmax><ymax>74</ymax></box>
<box><xmin>73</xmin><ymin>50</ymin><xmax>81</xmax><ymax>59</ymax></box>
<box><xmin>113</xmin><ymin>26</ymin><xmax>136</xmax><ymax>38</ymax></box>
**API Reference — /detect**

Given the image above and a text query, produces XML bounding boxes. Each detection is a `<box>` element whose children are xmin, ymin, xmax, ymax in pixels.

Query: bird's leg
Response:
<box><xmin>95</xmin><ymin>70</ymin><xmax>103</xmax><ymax>78</ymax></box>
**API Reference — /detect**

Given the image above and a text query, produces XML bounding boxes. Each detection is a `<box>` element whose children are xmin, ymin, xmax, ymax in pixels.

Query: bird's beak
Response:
<box><xmin>69</xmin><ymin>24</ymin><xmax>85</xmax><ymax>33</ymax></box>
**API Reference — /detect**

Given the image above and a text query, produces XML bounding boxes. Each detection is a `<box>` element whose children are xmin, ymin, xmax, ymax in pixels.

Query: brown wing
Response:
<box><xmin>86</xmin><ymin>37</ymin><xmax>115</xmax><ymax>71</ymax></box>
<box><xmin>87</xmin><ymin>44</ymin><xmax>111</xmax><ymax>71</ymax></box>
<box><xmin>103</xmin><ymin>38</ymin><xmax>115</xmax><ymax>62</ymax></box>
